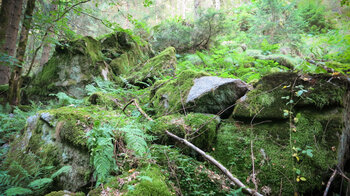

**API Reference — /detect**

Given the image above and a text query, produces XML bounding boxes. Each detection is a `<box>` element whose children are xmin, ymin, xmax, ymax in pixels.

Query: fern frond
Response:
<box><xmin>50</xmin><ymin>166</ymin><xmax>72</xmax><ymax>179</ymax></box>
<box><xmin>119</xmin><ymin>122</ymin><xmax>149</xmax><ymax>157</ymax></box>
<box><xmin>86</xmin><ymin>123</ymin><xmax>116</xmax><ymax>186</ymax></box>
<box><xmin>28</xmin><ymin>178</ymin><xmax>52</xmax><ymax>190</ymax></box>
<box><xmin>4</xmin><ymin>187</ymin><xmax>33</xmax><ymax>196</ymax></box>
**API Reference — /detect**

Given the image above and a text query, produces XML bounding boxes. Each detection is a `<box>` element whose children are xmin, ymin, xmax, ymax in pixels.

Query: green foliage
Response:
<box><xmin>151</xmin><ymin>9</ymin><xmax>226</xmax><ymax>53</ymax></box>
<box><xmin>49</xmin><ymin>92</ymin><xmax>84</xmax><ymax>106</ymax></box>
<box><xmin>250</xmin><ymin>0</ymin><xmax>305</xmax><ymax>47</ymax></box>
<box><xmin>28</xmin><ymin>178</ymin><xmax>53</xmax><ymax>190</ymax></box>
<box><xmin>178</xmin><ymin>46</ymin><xmax>289</xmax><ymax>83</ymax></box>
<box><xmin>0</xmin><ymin>102</ymin><xmax>42</xmax><ymax>156</ymax></box>
<box><xmin>86</xmin><ymin>121</ymin><xmax>117</xmax><ymax>186</ymax></box>
<box><xmin>298</xmin><ymin>0</ymin><xmax>333</xmax><ymax>34</ymax></box>
<box><xmin>4</xmin><ymin>187</ymin><xmax>33</xmax><ymax>196</ymax></box>
<box><xmin>0</xmin><ymin>162</ymin><xmax>71</xmax><ymax>195</ymax></box>
<box><xmin>260</xmin><ymin>39</ymin><xmax>280</xmax><ymax>55</ymax></box>
<box><xmin>151</xmin><ymin>145</ymin><xmax>231</xmax><ymax>196</ymax></box>
<box><xmin>119</xmin><ymin>122</ymin><xmax>151</xmax><ymax>157</ymax></box>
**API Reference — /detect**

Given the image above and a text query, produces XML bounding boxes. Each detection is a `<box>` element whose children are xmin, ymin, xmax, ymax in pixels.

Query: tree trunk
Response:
<box><xmin>0</xmin><ymin>0</ymin><xmax>23</xmax><ymax>85</ymax></box>
<box><xmin>8</xmin><ymin>0</ymin><xmax>36</xmax><ymax>106</ymax></box>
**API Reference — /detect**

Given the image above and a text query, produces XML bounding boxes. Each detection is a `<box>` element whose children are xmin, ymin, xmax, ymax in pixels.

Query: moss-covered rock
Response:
<box><xmin>213</xmin><ymin>108</ymin><xmax>343</xmax><ymax>195</ymax></box>
<box><xmin>26</xmin><ymin>36</ymin><xmax>113</xmax><ymax>100</ymax></box>
<box><xmin>150</xmin><ymin>145</ymin><xmax>232</xmax><ymax>195</ymax></box>
<box><xmin>233</xmin><ymin>72</ymin><xmax>347</xmax><ymax>120</ymax></box>
<box><xmin>150</xmin><ymin>70</ymin><xmax>247</xmax><ymax>117</ymax></box>
<box><xmin>150</xmin><ymin>70</ymin><xmax>209</xmax><ymax>116</ymax></box>
<box><xmin>26</xmin><ymin>32</ymin><xmax>154</xmax><ymax>101</ymax></box>
<box><xmin>88</xmin><ymin>165</ymin><xmax>173</xmax><ymax>196</ymax></box>
<box><xmin>125</xmin><ymin>47</ymin><xmax>177</xmax><ymax>86</ymax></box>
<box><xmin>2</xmin><ymin>106</ymin><xmax>124</xmax><ymax>192</ymax></box>
<box><xmin>150</xmin><ymin>113</ymin><xmax>220</xmax><ymax>151</ymax></box>
<box><xmin>101</xmin><ymin>32</ymin><xmax>154</xmax><ymax>76</ymax></box>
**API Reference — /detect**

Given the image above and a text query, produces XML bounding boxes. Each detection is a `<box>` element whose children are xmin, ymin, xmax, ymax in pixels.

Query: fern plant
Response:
<box><xmin>86</xmin><ymin>121</ymin><xmax>117</xmax><ymax>187</ymax></box>
<box><xmin>0</xmin><ymin>165</ymin><xmax>71</xmax><ymax>195</ymax></box>
<box><xmin>119</xmin><ymin>121</ymin><xmax>152</xmax><ymax>157</ymax></box>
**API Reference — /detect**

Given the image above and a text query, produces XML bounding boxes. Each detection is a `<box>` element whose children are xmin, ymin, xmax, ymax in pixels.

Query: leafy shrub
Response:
<box><xmin>151</xmin><ymin>9</ymin><xmax>226</xmax><ymax>53</ymax></box>
<box><xmin>249</xmin><ymin>0</ymin><xmax>305</xmax><ymax>47</ymax></box>
<box><xmin>298</xmin><ymin>0</ymin><xmax>333</xmax><ymax>34</ymax></box>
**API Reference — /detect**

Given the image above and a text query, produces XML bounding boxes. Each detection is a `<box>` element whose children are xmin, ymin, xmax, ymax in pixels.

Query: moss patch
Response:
<box><xmin>213</xmin><ymin>110</ymin><xmax>341</xmax><ymax>195</ymax></box>
<box><xmin>150</xmin><ymin>70</ymin><xmax>209</xmax><ymax>116</ymax></box>
<box><xmin>126</xmin><ymin>47</ymin><xmax>177</xmax><ymax>86</ymax></box>
<box><xmin>125</xmin><ymin>166</ymin><xmax>173</xmax><ymax>196</ymax></box>
<box><xmin>150</xmin><ymin>113</ymin><xmax>219</xmax><ymax>151</ymax></box>
<box><xmin>233</xmin><ymin>72</ymin><xmax>347</xmax><ymax>120</ymax></box>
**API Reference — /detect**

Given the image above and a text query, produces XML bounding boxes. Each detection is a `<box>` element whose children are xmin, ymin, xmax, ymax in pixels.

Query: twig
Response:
<box><xmin>53</xmin><ymin>0</ymin><xmax>91</xmax><ymax>22</ymax></box>
<box><xmin>123</xmin><ymin>99</ymin><xmax>153</xmax><ymax>121</ymax></box>
<box><xmin>323</xmin><ymin>169</ymin><xmax>337</xmax><ymax>196</ymax></box>
<box><xmin>251</xmin><ymin>140</ymin><xmax>258</xmax><ymax>191</ymax></box>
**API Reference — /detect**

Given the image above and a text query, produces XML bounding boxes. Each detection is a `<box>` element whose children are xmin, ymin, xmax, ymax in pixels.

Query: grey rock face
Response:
<box><xmin>185</xmin><ymin>76</ymin><xmax>248</xmax><ymax>116</ymax></box>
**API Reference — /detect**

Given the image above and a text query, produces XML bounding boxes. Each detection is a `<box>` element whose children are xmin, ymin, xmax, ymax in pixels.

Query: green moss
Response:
<box><xmin>150</xmin><ymin>70</ymin><xmax>209</xmax><ymax>116</ymax></box>
<box><xmin>126</xmin><ymin>167</ymin><xmax>172</xmax><ymax>196</ymax></box>
<box><xmin>81</xmin><ymin>36</ymin><xmax>103</xmax><ymax>63</ymax></box>
<box><xmin>87</xmin><ymin>92</ymin><xmax>117</xmax><ymax>108</ymax></box>
<box><xmin>126</xmin><ymin>47</ymin><xmax>177</xmax><ymax>85</ymax></box>
<box><xmin>110</xmin><ymin>54</ymin><xmax>129</xmax><ymax>75</ymax></box>
<box><xmin>233</xmin><ymin>72</ymin><xmax>348</xmax><ymax>120</ymax></box>
<box><xmin>26</xmin><ymin>54</ymin><xmax>62</xmax><ymax>97</ymax></box>
<box><xmin>150</xmin><ymin>145</ymin><xmax>231</xmax><ymax>195</ymax></box>
<box><xmin>150</xmin><ymin>113</ymin><xmax>219</xmax><ymax>151</ymax></box>
<box><xmin>212</xmin><ymin>112</ymin><xmax>340</xmax><ymax>195</ymax></box>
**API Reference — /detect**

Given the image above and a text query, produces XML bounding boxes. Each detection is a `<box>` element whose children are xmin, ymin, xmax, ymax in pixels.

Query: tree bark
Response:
<box><xmin>8</xmin><ymin>0</ymin><xmax>36</xmax><ymax>105</ymax></box>
<box><xmin>0</xmin><ymin>0</ymin><xmax>23</xmax><ymax>85</ymax></box>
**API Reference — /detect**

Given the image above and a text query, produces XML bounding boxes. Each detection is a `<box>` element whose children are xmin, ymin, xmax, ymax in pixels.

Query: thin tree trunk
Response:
<box><xmin>8</xmin><ymin>0</ymin><xmax>36</xmax><ymax>105</ymax></box>
<box><xmin>0</xmin><ymin>0</ymin><xmax>23</xmax><ymax>85</ymax></box>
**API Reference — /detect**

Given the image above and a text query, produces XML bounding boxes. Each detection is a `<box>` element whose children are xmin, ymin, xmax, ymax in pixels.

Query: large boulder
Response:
<box><xmin>150</xmin><ymin>70</ymin><xmax>248</xmax><ymax>117</ymax></box>
<box><xmin>125</xmin><ymin>47</ymin><xmax>177</xmax><ymax>86</ymax></box>
<box><xmin>2</xmin><ymin>106</ymin><xmax>122</xmax><ymax>192</ymax></box>
<box><xmin>103</xmin><ymin>32</ymin><xmax>154</xmax><ymax>75</ymax></box>
<box><xmin>150</xmin><ymin>113</ymin><xmax>220</xmax><ymax>151</ymax></box>
<box><xmin>214</xmin><ymin>106</ymin><xmax>346</xmax><ymax>195</ymax></box>
<box><xmin>26</xmin><ymin>32</ymin><xmax>153</xmax><ymax>100</ymax></box>
<box><xmin>233</xmin><ymin>72</ymin><xmax>348</xmax><ymax>120</ymax></box>
<box><xmin>186</xmin><ymin>76</ymin><xmax>248</xmax><ymax>116</ymax></box>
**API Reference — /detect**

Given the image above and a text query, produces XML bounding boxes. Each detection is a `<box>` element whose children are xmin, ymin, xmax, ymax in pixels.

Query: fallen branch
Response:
<box><xmin>124</xmin><ymin>99</ymin><xmax>263</xmax><ymax>196</ymax></box>
<box><xmin>323</xmin><ymin>169</ymin><xmax>337</xmax><ymax>196</ymax></box>
<box><xmin>165</xmin><ymin>130</ymin><xmax>263</xmax><ymax>196</ymax></box>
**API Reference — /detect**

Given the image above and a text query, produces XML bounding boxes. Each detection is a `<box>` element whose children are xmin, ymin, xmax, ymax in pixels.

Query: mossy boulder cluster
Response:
<box><xmin>4</xmin><ymin>31</ymin><xmax>350</xmax><ymax>195</ymax></box>
<box><xmin>25</xmin><ymin>32</ymin><xmax>155</xmax><ymax>100</ymax></box>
